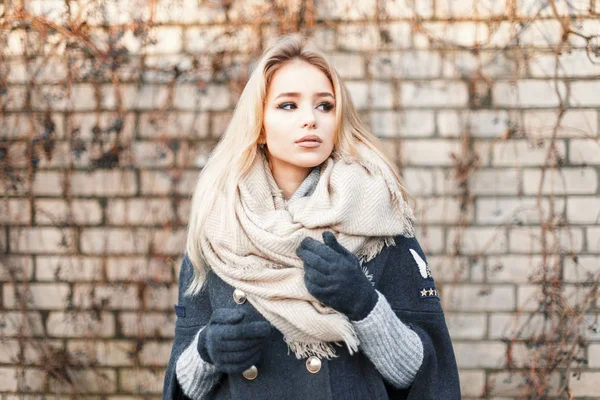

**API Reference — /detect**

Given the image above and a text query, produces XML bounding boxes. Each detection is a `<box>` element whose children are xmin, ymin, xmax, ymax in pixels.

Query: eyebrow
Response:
<box><xmin>274</xmin><ymin>92</ymin><xmax>334</xmax><ymax>100</ymax></box>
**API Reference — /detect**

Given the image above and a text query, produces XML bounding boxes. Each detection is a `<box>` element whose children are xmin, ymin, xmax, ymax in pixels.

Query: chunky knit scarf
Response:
<box><xmin>199</xmin><ymin>143</ymin><xmax>416</xmax><ymax>359</ymax></box>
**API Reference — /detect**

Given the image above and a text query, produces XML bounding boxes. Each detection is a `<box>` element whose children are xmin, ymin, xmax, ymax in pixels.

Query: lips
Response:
<box><xmin>296</xmin><ymin>135</ymin><xmax>322</xmax><ymax>143</ymax></box>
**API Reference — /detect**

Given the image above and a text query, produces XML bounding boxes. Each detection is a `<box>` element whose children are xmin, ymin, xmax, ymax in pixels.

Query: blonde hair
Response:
<box><xmin>184</xmin><ymin>34</ymin><xmax>410</xmax><ymax>296</ymax></box>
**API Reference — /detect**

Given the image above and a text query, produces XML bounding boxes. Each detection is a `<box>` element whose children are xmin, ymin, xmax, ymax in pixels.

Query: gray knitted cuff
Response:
<box><xmin>175</xmin><ymin>327</ymin><xmax>221</xmax><ymax>399</ymax></box>
<box><xmin>352</xmin><ymin>290</ymin><xmax>424</xmax><ymax>389</ymax></box>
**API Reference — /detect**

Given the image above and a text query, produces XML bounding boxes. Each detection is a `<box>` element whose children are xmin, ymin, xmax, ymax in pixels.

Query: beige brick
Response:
<box><xmin>329</xmin><ymin>53</ymin><xmax>365</xmax><ymax>79</ymax></box>
<box><xmin>68</xmin><ymin>340</ymin><xmax>135</xmax><ymax>367</ymax></box>
<box><xmin>141</xmin><ymin>27</ymin><xmax>182</xmax><ymax>55</ymax></box>
<box><xmin>4</xmin><ymin>283</ymin><xmax>70</xmax><ymax>310</ymax></box>
<box><xmin>446</xmin><ymin>284</ymin><xmax>514</xmax><ymax>311</ymax></box>
<box><xmin>101</xmin><ymin>84</ymin><xmax>167</xmax><ymax>111</ymax></box>
<box><xmin>2</xmin><ymin>85</ymin><xmax>27</xmax><ymax>111</ymax></box>
<box><xmin>570</xmin><ymin>81</ymin><xmax>600</xmax><ymax>106</ymax></box>
<box><xmin>107</xmin><ymin>199</ymin><xmax>178</xmax><ymax>225</ymax></box>
<box><xmin>486</xmin><ymin>255</ymin><xmax>546</xmax><ymax>283</ymax></box>
<box><xmin>186</xmin><ymin>26</ymin><xmax>258</xmax><ymax>54</ymax></box>
<box><xmin>138</xmin><ymin>111</ymin><xmax>209</xmax><ymax>139</ymax></box>
<box><xmin>337</xmin><ymin>24</ymin><xmax>381</xmax><ymax>51</ymax></box>
<box><xmin>402</xmin><ymin>139</ymin><xmax>462</xmax><ymax>166</ymax></box>
<box><xmin>418</xmin><ymin>22</ymin><xmax>489</xmax><ymax>47</ymax></box>
<box><xmin>522</xmin><ymin>167</ymin><xmax>597</xmax><ymax>195</ymax></box>
<box><xmin>316</xmin><ymin>0</ymin><xmax>376</xmax><ymax>20</ymax></box>
<box><xmin>0</xmin><ymin>199</ymin><xmax>31</xmax><ymax>224</ymax></box>
<box><xmin>46</xmin><ymin>311</ymin><xmax>115</xmax><ymax>337</ymax></box>
<box><xmin>140</xmin><ymin>170</ymin><xmax>198</xmax><ymax>196</ymax></box>
<box><xmin>414</xmin><ymin>226</ymin><xmax>445</xmax><ymax>254</ymax></box>
<box><xmin>402</xmin><ymin>81</ymin><xmax>468</xmax><ymax>107</ymax></box>
<box><xmin>118</xmin><ymin>312</ymin><xmax>175</xmax><ymax>338</ymax></box>
<box><xmin>588</xmin><ymin>227</ymin><xmax>600</xmax><ymax>252</ymax></box>
<box><xmin>530</xmin><ymin>50</ymin><xmax>600</xmax><ymax>78</ymax></box>
<box><xmin>446</xmin><ymin>313</ymin><xmax>486</xmax><ymax>339</ymax></box>
<box><xmin>447</xmin><ymin>227</ymin><xmax>508</xmax><ymax>255</ymax></box>
<box><xmin>346</xmin><ymin>81</ymin><xmax>369</xmax><ymax>110</ymax></box>
<box><xmin>0</xmin><ymin>367</ymin><xmax>18</xmax><ymax>391</ymax></box>
<box><xmin>71</xmin><ymin>170</ymin><xmax>137</xmax><ymax>196</ymax></box>
<box><xmin>399</xmin><ymin>111</ymin><xmax>435</xmax><ymax>137</ymax></box>
<box><xmin>569</xmin><ymin>372</ymin><xmax>600</xmax><ymax>396</ymax></box>
<box><xmin>369</xmin><ymin>51</ymin><xmax>441</xmax><ymax>79</ymax></box>
<box><xmin>36</xmin><ymin>256</ymin><xmax>104</xmax><ymax>281</ymax></box>
<box><xmin>174</xmin><ymin>84</ymin><xmax>232</xmax><ymax>112</ymax></box>
<box><xmin>35</xmin><ymin>199</ymin><xmax>102</xmax><ymax>225</ymax></box>
<box><xmin>570</xmin><ymin>139</ymin><xmax>600</xmax><ymax>165</ymax></box>
<box><xmin>66</xmin><ymin>112</ymin><xmax>135</xmax><ymax>141</ymax></box>
<box><xmin>522</xmin><ymin>109</ymin><xmax>598</xmax><ymax>139</ymax></box>
<box><xmin>519</xmin><ymin>20</ymin><xmax>564</xmax><ymax>47</ymax></box>
<box><xmin>80</xmin><ymin>228</ymin><xmax>153</xmax><ymax>255</ymax></box>
<box><xmin>0</xmin><ymin>312</ymin><xmax>45</xmax><ymax>337</ymax></box>
<box><xmin>509</xmin><ymin>226</ymin><xmax>584</xmax><ymax>253</ymax></box>
<box><xmin>453</xmin><ymin>341</ymin><xmax>506</xmax><ymax>368</ymax></box>
<box><xmin>489</xmin><ymin>313</ymin><xmax>550</xmax><ymax>340</ymax></box>
<box><xmin>139</xmin><ymin>341</ymin><xmax>173</xmax><ymax>365</ymax></box>
<box><xmin>73</xmin><ymin>284</ymin><xmax>140</xmax><ymax>310</ymax></box>
<box><xmin>517</xmin><ymin>0</ymin><xmax>590</xmax><ymax>17</ymax></box>
<box><xmin>493</xmin><ymin>138</ymin><xmax>567</xmax><ymax>167</ymax></box>
<box><xmin>438</xmin><ymin>110</ymin><xmax>511</xmax><ymax>138</ymax></box>
<box><xmin>589</xmin><ymin>344</ymin><xmax>600</xmax><ymax>367</ymax></box>
<box><xmin>119</xmin><ymin>368</ymin><xmax>165</xmax><ymax>393</ymax></box>
<box><xmin>152</xmin><ymin>228</ymin><xmax>186</xmax><ymax>254</ymax></box>
<box><xmin>131</xmin><ymin>141</ymin><xmax>175</xmax><ymax>168</ymax></box>
<box><xmin>47</xmin><ymin>368</ymin><xmax>117</xmax><ymax>393</ymax></box>
<box><xmin>0</xmin><ymin>338</ymin><xmax>64</xmax><ymax>365</ymax></box>
<box><xmin>476</xmin><ymin>197</ymin><xmax>565</xmax><ymax>225</ymax></box>
<box><xmin>32</xmin><ymin>84</ymin><xmax>96</xmax><ymax>111</ymax></box>
<box><xmin>494</xmin><ymin>80</ymin><xmax>567</xmax><ymax>107</ymax></box>
<box><xmin>402</xmin><ymin>168</ymin><xmax>434</xmax><ymax>196</ymax></box>
<box><xmin>383</xmin><ymin>0</ymin><xmax>433</xmax><ymax>18</ymax></box>
<box><xmin>517</xmin><ymin>284</ymin><xmax>543</xmax><ymax>311</ymax></box>
<box><xmin>144</xmin><ymin>284</ymin><xmax>178</xmax><ymax>311</ymax></box>
<box><xmin>33</xmin><ymin>171</ymin><xmax>65</xmax><ymax>196</ymax></box>
<box><xmin>459</xmin><ymin>370</ymin><xmax>486</xmax><ymax>397</ymax></box>
<box><xmin>370</xmin><ymin>111</ymin><xmax>397</xmax><ymax>137</ymax></box>
<box><xmin>567</xmin><ymin>197</ymin><xmax>600</xmax><ymax>224</ymax></box>
<box><xmin>564</xmin><ymin>256</ymin><xmax>600</xmax><ymax>283</ymax></box>
<box><xmin>151</xmin><ymin>0</ymin><xmax>226</xmax><ymax>23</ymax></box>
<box><xmin>106</xmin><ymin>257</ymin><xmax>174</xmax><ymax>282</ymax></box>
<box><xmin>414</xmin><ymin>197</ymin><xmax>473</xmax><ymax>224</ymax></box>
<box><xmin>436</xmin><ymin>0</ymin><xmax>506</xmax><ymax>17</ymax></box>
<box><xmin>371</xmin><ymin>81</ymin><xmax>394</xmax><ymax>109</ymax></box>
<box><xmin>426</xmin><ymin>255</ymin><xmax>474</xmax><ymax>283</ymax></box>
<box><xmin>0</xmin><ymin>256</ymin><xmax>34</xmax><ymax>281</ymax></box>
<box><xmin>488</xmin><ymin>371</ymin><xmax>560</xmax><ymax>396</ymax></box>
<box><xmin>8</xmin><ymin>227</ymin><xmax>77</xmax><ymax>254</ymax></box>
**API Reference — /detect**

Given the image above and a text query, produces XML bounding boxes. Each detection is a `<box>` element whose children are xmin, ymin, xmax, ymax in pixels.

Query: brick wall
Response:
<box><xmin>1</xmin><ymin>0</ymin><xmax>599</xmax><ymax>397</ymax></box>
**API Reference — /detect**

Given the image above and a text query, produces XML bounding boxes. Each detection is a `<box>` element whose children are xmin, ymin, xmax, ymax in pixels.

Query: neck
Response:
<box><xmin>267</xmin><ymin>156</ymin><xmax>311</xmax><ymax>201</ymax></box>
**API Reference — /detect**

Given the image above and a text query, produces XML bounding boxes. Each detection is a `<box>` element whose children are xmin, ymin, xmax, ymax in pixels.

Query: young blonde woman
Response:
<box><xmin>163</xmin><ymin>34</ymin><xmax>460</xmax><ymax>399</ymax></box>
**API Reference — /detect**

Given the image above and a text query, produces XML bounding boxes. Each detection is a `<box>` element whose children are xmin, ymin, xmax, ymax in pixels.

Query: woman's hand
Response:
<box><xmin>197</xmin><ymin>308</ymin><xmax>272</xmax><ymax>374</ymax></box>
<box><xmin>296</xmin><ymin>231</ymin><xmax>378</xmax><ymax>321</ymax></box>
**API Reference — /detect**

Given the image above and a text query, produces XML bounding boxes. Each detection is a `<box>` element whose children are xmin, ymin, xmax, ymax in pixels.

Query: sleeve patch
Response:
<box><xmin>174</xmin><ymin>304</ymin><xmax>186</xmax><ymax>317</ymax></box>
<box><xmin>419</xmin><ymin>287</ymin><xmax>439</xmax><ymax>299</ymax></box>
<box><xmin>409</xmin><ymin>248</ymin><xmax>432</xmax><ymax>279</ymax></box>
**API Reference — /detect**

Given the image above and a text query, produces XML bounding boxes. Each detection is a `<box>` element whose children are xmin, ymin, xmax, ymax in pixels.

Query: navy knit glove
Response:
<box><xmin>197</xmin><ymin>308</ymin><xmax>272</xmax><ymax>374</ymax></box>
<box><xmin>296</xmin><ymin>231</ymin><xmax>378</xmax><ymax>322</ymax></box>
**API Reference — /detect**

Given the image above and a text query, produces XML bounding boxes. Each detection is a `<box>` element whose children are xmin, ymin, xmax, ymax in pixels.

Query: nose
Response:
<box><xmin>301</xmin><ymin>108</ymin><xmax>317</xmax><ymax>130</ymax></box>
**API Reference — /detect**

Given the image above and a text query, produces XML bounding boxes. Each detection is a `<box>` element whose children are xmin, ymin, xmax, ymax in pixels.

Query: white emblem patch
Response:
<box><xmin>410</xmin><ymin>249</ymin><xmax>429</xmax><ymax>279</ymax></box>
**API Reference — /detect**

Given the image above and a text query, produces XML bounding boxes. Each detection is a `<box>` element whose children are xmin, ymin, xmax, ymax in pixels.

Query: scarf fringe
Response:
<box><xmin>284</xmin><ymin>322</ymin><xmax>360</xmax><ymax>360</ymax></box>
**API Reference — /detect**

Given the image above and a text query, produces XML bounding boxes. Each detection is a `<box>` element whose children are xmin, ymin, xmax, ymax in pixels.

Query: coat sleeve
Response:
<box><xmin>376</xmin><ymin>234</ymin><xmax>461</xmax><ymax>400</ymax></box>
<box><xmin>162</xmin><ymin>254</ymin><xmax>220</xmax><ymax>400</ymax></box>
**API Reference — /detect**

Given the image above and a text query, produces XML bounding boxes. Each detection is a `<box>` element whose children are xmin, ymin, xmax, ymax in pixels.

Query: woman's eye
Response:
<box><xmin>277</xmin><ymin>103</ymin><xmax>296</xmax><ymax>110</ymax></box>
<box><xmin>317</xmin><ymin>102</ymin><xmax>335</xmax><ymax>112</ymax></box>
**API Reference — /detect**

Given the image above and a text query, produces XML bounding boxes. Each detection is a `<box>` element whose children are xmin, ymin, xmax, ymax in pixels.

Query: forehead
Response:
<box><xmin>267</xmin><ymin>60</ymin><xmax>333</xmax><ymax>96</ymax></box>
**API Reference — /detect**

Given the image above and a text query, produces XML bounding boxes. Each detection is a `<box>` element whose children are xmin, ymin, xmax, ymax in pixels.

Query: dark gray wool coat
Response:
<box><xmin>162</xmin><ymin>234</ymin><xmax>461</xmax><ymax>399</ymax></box>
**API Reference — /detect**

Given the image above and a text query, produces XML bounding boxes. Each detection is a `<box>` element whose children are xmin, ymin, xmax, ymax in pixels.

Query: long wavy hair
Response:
<box><xmin>184</xmin><ymin>34</ymin><xmax>410</xmax><ymax>296</ymax></box>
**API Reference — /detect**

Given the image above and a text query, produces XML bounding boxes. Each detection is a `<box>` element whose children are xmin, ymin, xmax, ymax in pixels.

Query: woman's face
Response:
<box><xmin>262</xmin><ymin>60</ymin><xmax>336</xmax><ymax>172</ymax></box>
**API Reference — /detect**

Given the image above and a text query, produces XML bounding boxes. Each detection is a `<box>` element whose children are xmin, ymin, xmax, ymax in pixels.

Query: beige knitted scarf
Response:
<box><xmin>199</xmin><ymin>142</ymin><xmax>416</xmax><ymax>359</ymax></box>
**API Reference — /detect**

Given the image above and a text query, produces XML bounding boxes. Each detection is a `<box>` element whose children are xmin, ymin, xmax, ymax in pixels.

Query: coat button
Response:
<box><xmin>242</xmin><ymin>365</ymin><xmax>258</xmax><ymax>380</ymax></box>
<box><xmin>233</xmin><ymin>289</ymin><xmax>247</xmax><ymax>304</ymax></box>
<box><xmin>306</xmin><ymin>356</ymin><xmax>321</xmax><ymax>374</ymax></box>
